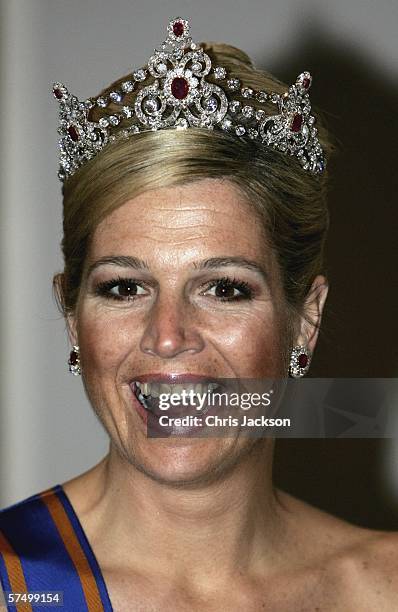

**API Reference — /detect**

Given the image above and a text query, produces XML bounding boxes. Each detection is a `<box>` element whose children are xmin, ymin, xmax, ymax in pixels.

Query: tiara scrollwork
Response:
<box><xmin>53</xmin><ymin>17</ymin><xmax>325</xmax><ymax>182</ymax></box>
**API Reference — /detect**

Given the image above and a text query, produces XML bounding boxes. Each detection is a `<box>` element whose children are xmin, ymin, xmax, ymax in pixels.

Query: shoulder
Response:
<box><xmin>0</xmin><ymin>488</ymin><xmax>60</xmax><ymax>608</ymax></box>
<box><xmin>0</xmin><ymin>485</ymin><xmax>57</xmax><ymax>519</ymax></box>
<box><xmin>276</xmin><ymin>490</ymin><xmax>398</xmax><ymax>609</ymax></box>
<box><xmin>0</xmin><ymin>490</ymin><xmax>39</xmax><ymax>535</ymax></box>
<box><xmin>326</xmin><ymin>530</ymin><xmax>398</xmax><ymax>610</ymax></box>
<box><xmin>0</xmin><ymin>485</ymin><xmax>61</xmax><ymax>553</ymax></box>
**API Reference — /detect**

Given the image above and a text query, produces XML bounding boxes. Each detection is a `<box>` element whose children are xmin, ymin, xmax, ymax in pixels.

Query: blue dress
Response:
<box><xmin>0</xmin><ymin>484</ymin><xmax>113</xmax><ymax>611</ymax></box>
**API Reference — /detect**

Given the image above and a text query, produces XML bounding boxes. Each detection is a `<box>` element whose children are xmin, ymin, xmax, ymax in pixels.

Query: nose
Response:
<box><xmin>140</xmin><ymin>294</ymin><xmax>205</xmax><ymax>359</ymax></box>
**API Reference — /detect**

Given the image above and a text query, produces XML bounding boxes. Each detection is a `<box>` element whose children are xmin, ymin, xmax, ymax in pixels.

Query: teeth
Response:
<box><xmin>141</xmin><ymin>382</ymin><xmax>149</xmax><ymax>396</ymax></box>
<box><xmin>134</xmin><ymin>380</ymin><xmax>221</xmax><ymax>414</ymax></box>
<box><xmin>134</xmin><ymin>381</ymin><xmax>219</xmax><ymax>399</ymax></box>
<box><xmin>159</xmin><ymin>383</ymin><xmax>172</xmax><ymax>397</ymax></box>
<box><xmin>137</xmin><ymin>391</ymin><xmax>150</xmax><ymax>410</ymax></box>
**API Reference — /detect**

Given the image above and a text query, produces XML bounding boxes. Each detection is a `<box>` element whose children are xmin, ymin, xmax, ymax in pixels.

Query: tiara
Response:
<box><xmin>53</xmin><ymin>17</ymin><xmax>325</xmax><ymax>182</ymax></box>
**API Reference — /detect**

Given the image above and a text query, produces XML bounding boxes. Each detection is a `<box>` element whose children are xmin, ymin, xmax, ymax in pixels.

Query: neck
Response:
<box><xmin>74</xmin><ymin>440</ymin><xmax>289</xmax><ymax>585</ymax></box>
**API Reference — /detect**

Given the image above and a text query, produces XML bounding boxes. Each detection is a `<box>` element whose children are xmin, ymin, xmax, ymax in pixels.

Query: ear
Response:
<box><xmin>66</xmin><ymin>312</ymin><xmax>79</xmax><ymax>347</ymax></box>
<box><xmin>295</xmin><ymin>275</ymin><xmax>329</xmax><ymax>352</ymax></box>
<box><xmin>53</xmin><ymin>273</ymin><xmax>78</xmax><ymax>346</ymax></box>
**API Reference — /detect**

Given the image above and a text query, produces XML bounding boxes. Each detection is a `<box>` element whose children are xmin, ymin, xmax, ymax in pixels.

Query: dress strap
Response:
<box><xmin>0</xmin><ymin>485</ymin><xmax>112</xmax><ymax>611</ymax></box>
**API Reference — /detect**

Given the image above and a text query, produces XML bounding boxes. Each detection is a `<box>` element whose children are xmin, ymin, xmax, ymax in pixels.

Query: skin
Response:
<box><xmin>57</xmin><ymin>179</ymin><xmax>397</xmax><ymax>611</ymax></box>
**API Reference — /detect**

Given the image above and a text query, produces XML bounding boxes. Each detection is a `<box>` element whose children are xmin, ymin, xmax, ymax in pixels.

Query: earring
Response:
<box><xmin>289</xmin><ymin>345</ymin><xmax>311</xmax><ymax>378</ymax></box>
<box><xmin>68</xmin><ymin>345</ymin><xmax>81</xmax><ymax>376</ymax></box>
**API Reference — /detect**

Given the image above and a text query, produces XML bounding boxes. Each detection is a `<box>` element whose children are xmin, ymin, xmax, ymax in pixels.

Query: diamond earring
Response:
<box><xmin>289</xmin><ymin>345</ymin><xmax>311</xmax><ymax>378</ymax></box>
<box><xmin>68</xmin><ymin>345</ymin><xmax>81</xmax><ymax>376</ymax></box>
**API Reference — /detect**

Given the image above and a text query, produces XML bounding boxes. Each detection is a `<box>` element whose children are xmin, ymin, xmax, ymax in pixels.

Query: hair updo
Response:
<box><xmin>56</xmin><ymin>42</ymin><xmax>333</xmax><ymax>339</ymax></box>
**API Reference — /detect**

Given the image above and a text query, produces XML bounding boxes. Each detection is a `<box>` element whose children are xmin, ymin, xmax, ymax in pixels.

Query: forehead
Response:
<box><xmin>89</xmin><ymin>178</ymin><xmax>270</xmax><ymax>265</ymax></box>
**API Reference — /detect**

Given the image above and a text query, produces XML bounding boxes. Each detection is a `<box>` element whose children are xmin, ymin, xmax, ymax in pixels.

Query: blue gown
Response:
<box><xmin>0</xmin><ymin>484</ymin><xmax>113</xmax><ymax>611</ymax></box>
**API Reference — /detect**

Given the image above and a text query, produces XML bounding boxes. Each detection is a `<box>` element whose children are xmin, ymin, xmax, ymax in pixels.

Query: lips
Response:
<box><xmin>135</xmin><ymin>380</ymin><xmax>219</xmax><ymax>400</ymax></box>
<box><xmin>131</xmin><ymin>379</ymin><xmax>221</xmax><ymax>417</ymax></box>
<box><xmin>130</xmin><ymin>373</ymin><xmax>221</xmax><ymax>383</ymax></box>
<box><xmin>131</xmin><ymin>374</ymin><xmax>234</xmax><ymax>433</ymax></box>
<box><xmin>128</xmin><ymin>373</ymin><xmax>241</xmax><ymax>437</ymax></box>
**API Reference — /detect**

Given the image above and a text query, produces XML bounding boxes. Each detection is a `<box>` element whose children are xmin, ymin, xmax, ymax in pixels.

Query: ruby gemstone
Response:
<box><xmin>298</xmin><ymin>353</ymin><xmax>308</xmax><ymax>369</ymax></box>
<box><xmin>173</xmin><ymin>21</ymin><xmax>184</xmax><ymax>37</ymax></box>
<box><xmin>54</xmin><ymin>88</ymin><xmax>63</xmax><ymax>100</ymax></box>
<box><xmin>302</xmin><ymin>77</ymin><xmax>311</xmax><ymax>89</ymax></box>
<box><xmin>291</xmin><ymin>113</ymin><xmax>303</xmax><ymax>132</ymax></box>
<box><xmin>171</xmin><ymin>77</ymin><xmax>189</xmax><ymax>100</ymax></box>
<box><xmin>69</xmin><ymin>350</ymin><xmax>79</xmax><ymax>365</ymax></box>
<box><xmin>68</xmin><ymin>126</ymin><xmax>79</xmax><ymax>142</ymax></box>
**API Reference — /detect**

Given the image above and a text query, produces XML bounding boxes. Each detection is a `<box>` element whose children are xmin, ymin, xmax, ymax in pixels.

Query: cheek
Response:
<box><xmin>249</xmin><ymin>330</ymin><xmax>285</xmax><ymax>376</ymax></box>
<box><xmin>203</xmin><ymin>308</ymin><xmax>286</xmax><ymax>377</ymax></box>
<box><xmin>77</xmin><ymin>310</ymin><xmax>137</xmax><ymax>375</ymax></box>
<box><xmin>75</xmin><ymin>297</ymin><xmax>287</xmax><ymax>379</ymax></box>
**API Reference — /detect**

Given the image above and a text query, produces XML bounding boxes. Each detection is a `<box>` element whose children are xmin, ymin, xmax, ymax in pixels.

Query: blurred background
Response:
<box><xmin>1</xmin><ymin>0</ymin><xmax>397</xmax><ymax>528</ymax></box>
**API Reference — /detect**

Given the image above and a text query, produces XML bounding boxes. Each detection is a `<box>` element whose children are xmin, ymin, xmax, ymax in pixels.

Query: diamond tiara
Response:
<box><xmin>53</xmin><ymin>16</ymin><xmax>326</xmax><ymax>182</ymax></box>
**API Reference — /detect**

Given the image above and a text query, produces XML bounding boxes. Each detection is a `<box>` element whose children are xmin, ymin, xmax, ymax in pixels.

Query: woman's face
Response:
<box><xmin>70</xmin><ymin>178</ymin><xmax>290</xmax><ymax>484</ymax></box>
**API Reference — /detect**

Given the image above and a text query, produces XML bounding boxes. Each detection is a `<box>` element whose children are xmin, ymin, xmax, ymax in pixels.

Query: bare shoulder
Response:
<box><xmin>329</xmin><ymin>530</ymin><xmax>398</xmax><ymax>610</ymax></box>
<box><xmin>276</xmin><ymin>490</ymin><xmax>398</xmax><ymax>610</ymax></box>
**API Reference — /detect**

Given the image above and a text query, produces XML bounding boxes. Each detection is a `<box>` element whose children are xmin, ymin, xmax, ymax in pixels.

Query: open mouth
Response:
<box><xmin>132</xmin><ymin>380</ymin><xmax>221</xmax><ymax>417</ymax></box>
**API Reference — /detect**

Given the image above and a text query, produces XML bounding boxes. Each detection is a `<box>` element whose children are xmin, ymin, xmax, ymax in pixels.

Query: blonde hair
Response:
<box><xmin>57</xmin><ymin>42</ymin><xmax>333</xmax><ymax>335</ymax></box>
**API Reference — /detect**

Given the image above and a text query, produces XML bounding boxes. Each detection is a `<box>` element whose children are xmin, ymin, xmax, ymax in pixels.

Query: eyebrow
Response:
<box><xmin>193</xmin><ymin>257</ymin><xmax>268</xmax><ymax>281</ymax></box>
<box><xmin>87</xmin><ymin>255</ymin><xmax>268</xmax><ymax>281</ymax></box>
<box><xmin>86</xmin><ymin>255</ymin><xmax>150</xmax><ymax>277</ymax></box>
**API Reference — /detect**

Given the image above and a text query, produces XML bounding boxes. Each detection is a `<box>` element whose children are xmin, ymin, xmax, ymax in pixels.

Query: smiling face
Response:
<box><xmin>69</xmin><ymin>178</ymin><xmax>291</xmax><ymax>485</ymax></box>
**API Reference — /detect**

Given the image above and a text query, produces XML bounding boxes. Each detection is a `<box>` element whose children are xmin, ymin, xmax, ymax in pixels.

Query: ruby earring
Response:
<box><xmin>289</xmin><ymin>345</ymin><xmax>311</xmax><ymax>378</ymax></box>
<box><xmin>68</xmin><ymin>345</ymin><xmax>81</xmax><ymax>376</ymax></box>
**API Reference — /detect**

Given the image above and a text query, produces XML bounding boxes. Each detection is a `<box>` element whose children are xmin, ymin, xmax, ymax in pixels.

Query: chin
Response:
<box><xmin>125</xmin><ymin>435</ymin><xmax>254</xmax><ymax>488</ymax></box>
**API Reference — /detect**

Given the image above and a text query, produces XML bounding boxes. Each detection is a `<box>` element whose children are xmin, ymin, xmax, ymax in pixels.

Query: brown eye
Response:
<box><xmin>214</xmin><ymin>281</ymin><xmax>237</xmax><ymax>299</ymax></box>
<box><xmin>94</xmin><ymin>277</ymin><xmax>148</xmax><ymax>302</ymax></box>
<box><xmin>108</xmin><ymin>280</ymin><xmax>146</xmax><ymax>299</ymax></box>
<box><xmin>112</xmin><ymin>282</ymin><xmax>138</xmax><ymax>297</ymax></box>
<box><xmin>203</xmin><ymin>278</ymin><xmax>253</xmax><ymax>301</ymax></box>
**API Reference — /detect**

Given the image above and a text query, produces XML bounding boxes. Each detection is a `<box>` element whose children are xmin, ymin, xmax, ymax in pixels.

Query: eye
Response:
<box><xmin>110</xmin><ymin>281</ymin><xmax>146</xmax><ymax>298</ymax></box>
<box><xmin>202</xmin><ymin>277</ymin><xmax>254</xmax><ymax>302</ymax></box>
<box><xmin>94</xmin><ymin>278</ymin><xmax>147</xmax><ymax>301</ymax></box>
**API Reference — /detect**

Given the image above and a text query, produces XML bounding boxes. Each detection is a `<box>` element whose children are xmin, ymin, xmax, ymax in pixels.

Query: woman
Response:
<box><xmin>1</xmin><ymin>17</ymin><xmax>397</xmax><ymax>612</ymax></box>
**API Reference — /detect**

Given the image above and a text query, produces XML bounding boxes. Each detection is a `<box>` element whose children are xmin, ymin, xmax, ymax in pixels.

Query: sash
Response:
<box><xmin>0</xmin><ymin>485</ymin><xmax>113</xmax><ymax>611</ymax></box>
